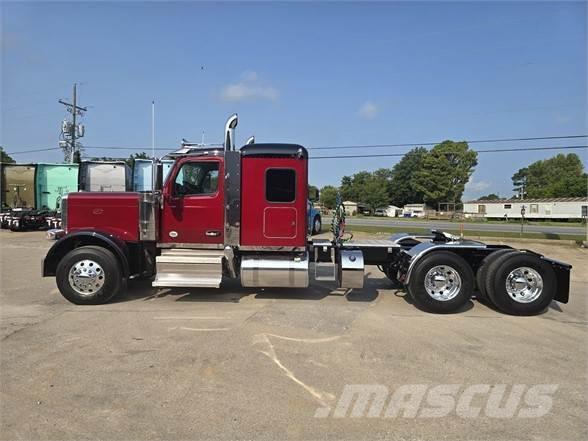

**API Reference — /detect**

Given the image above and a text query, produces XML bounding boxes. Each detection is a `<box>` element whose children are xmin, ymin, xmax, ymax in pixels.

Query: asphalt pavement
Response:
<box><xmin>346</xmin><ymin>217</ymin><xmax>587</xmax><ymax>236</ymax></box>
<box><xmin>1</xmin><ymin>231</ymin><xmax>587</xmax><ymax>441</ymax></box>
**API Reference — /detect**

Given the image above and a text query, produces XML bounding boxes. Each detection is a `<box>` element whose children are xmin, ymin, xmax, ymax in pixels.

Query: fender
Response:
<box><xmin>403</xmin><ymin>241</ymin><xmax>489</xmax><ymax>283</ymax></box>
<box><xmin>42</xmin><ymin>230</ymin><xmax>131</xmax><ymax>278</ymax></box>
<box><xmin>403</xmin><ymin>243</ymin><xmax>571</xmax><ymax>304</ymax></box>
<box><xmin>522</xmin><ymin>251</ymin><xmax>572</xmax><ymax>304</ymax></box>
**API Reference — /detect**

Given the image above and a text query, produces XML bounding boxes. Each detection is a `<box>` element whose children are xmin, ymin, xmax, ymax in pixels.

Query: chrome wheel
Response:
<box><xmin>424</xmin><ymin>265</ymin><xmax>462</xmax><ymax>301</ymax></box>
<box><xmin>68</xmin><ymin>259</ymin><xmax>105</xmax><ymax>296</ymax></box>
<box><xmin>505</xmin><ymin>267</ymin><xmax>543</xmax><ymax>303</ymax></box>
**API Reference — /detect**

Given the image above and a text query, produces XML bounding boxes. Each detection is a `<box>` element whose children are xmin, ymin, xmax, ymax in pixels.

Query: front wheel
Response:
<box><xmin>56</xmin><ymin>245</ymin><xmax>123</xmax><ymax>305</ymax></box>
<box><xmin>407</xmin><ymin>251</ymin><xmax>474</xmax><ymax>313</ymax></box>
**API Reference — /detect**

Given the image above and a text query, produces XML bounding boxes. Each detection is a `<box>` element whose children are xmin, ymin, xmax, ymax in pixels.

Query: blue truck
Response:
<box><xmin>307</xmin><ymin>199</ymin><xmax>322</xmax><ymax>235</ymax></box>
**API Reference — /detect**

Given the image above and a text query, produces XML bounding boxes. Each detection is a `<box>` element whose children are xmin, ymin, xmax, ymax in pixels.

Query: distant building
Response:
<box><xmin>463</xmin><ymin>197</ymin><xmax>588</xmax><ymax>220</ymax></box>
<box><xmin>343</xmin><ymin>201</ymin><xmax>358</xmax><ymax>216</ymax></box>
<box><xmin>402</xmin><ymin>203</ymin><xmax>427</xmax><ymax>218</ymax></box>
<box><xmin>378</xmin><ymin>205</ymin><xmax>402</xmax><ymax>217</ymax></box>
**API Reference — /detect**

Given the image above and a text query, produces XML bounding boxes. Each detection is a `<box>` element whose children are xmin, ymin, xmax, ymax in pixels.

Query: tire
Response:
<box><xmin>407</xmin><ymin>251</ymin><xmax>474</xmax><ymax>313</ymax></box>
<box><xmin>56</xmin><ymin>245</ymin><xmax>123</xmax><ymax>305</ymax></box>
<box><xmin>486</xmin><ymin>252</ymin><xmax>556</xmax><ymax>315</ymax></box>
<box><xmin>476</xmin><ymin>249</ymin><xmax>518</xmax><ymax>302</ymax></box>
<box><xmin>312</xmin><ymin>215</ymin><xmax>322</xmax><ymax>235</ymax></box>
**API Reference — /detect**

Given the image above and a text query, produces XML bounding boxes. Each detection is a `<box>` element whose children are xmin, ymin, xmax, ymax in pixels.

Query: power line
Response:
<box><xmin>7</xmin><ymin>147</ymin><xmax>62</xmax><ymax>155</ymax></box>
<box><xmin>6</xmin><ymin>134</ymin><xmax>587</xmax><ymax>155</ymax></box>
<box><xmin>6</xmin><ymin>144</ymin><xmax>587</xmax><ymax>158</ymax></box>
<box><xmin>309</xmin><ymin>145</ymin><xmax>588</xmax><ymax>160</ymax></box>
<box><xmin>310</xmin><ymin>135</ymin><xmax>588</xmax><ymax>150</ymax></box>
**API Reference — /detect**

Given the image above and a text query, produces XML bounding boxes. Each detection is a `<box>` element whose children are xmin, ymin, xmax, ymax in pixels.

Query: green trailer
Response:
<box><xmin>35</xmin><ymin>163</ymin><xmax>79</xmax><ymax>211</ymax></box>
<box><xmin>1</xmin><ymin>164</ymin><xmax>36</xmax><ymax>209</ymax></box>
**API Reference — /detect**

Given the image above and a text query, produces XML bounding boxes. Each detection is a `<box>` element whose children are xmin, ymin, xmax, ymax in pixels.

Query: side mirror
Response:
<box><xmin>308</xmin><ymin>187</ymin><xmax>319</xmax><ymax>202</ymax></box>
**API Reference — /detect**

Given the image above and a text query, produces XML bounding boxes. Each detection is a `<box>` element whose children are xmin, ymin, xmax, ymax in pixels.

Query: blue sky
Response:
<box><xmin>1</xmin><ymin>1</ymin><xmax>586</xmax><ymax>200</ymax></box>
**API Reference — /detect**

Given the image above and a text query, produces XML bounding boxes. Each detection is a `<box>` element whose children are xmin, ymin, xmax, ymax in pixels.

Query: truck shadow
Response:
<box><xmin>117</xmin><ymin>274</ymin><xmax>384</xmax><ymax>303</ymax></box>
<box><xmin>395</xmin><ymin>289</ymin><xmax>475</xmax><ymax>314</ymax></box>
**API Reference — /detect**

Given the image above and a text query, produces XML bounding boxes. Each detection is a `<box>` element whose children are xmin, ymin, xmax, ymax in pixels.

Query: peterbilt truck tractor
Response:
<box><xmin>42</xmin><ymin>115</ymin><xmax>572</xmax><ymax>315</ymax></box>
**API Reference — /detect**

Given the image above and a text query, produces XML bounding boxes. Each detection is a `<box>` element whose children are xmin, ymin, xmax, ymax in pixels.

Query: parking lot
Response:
<box><xmin>1</xmin><ymin>231</ymin><xmax>587</xmax><ymax>440</ymax></box>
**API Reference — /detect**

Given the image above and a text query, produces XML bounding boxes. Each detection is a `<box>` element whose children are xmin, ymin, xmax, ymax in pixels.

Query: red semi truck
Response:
<box><xmin>42</xmin><ymin>115</ymin><xmax>572</xmax><ymax>315</ymax></box>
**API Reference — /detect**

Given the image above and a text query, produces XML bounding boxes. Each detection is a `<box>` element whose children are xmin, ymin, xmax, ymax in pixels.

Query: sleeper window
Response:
<box><xmin>266</xmin><ymin>169</ymin><xmax>296</xmax><ymax>202</ymax></box>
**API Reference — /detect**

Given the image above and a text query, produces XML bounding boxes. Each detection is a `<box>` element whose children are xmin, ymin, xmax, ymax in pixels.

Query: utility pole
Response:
<box><xmin>59</xmin><ymin>83</ymin><xmax>87</xmax><ymax>163</ymax></box>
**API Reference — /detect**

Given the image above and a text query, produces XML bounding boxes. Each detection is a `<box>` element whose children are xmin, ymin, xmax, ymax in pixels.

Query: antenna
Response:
<box><xmin>151</xmin><ymin>101</ymin><xmax>155</xmax><ymax>158</ymax></box>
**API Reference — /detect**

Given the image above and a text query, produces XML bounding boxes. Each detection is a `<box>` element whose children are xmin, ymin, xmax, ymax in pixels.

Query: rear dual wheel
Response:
<box><xmin>407</xmin><ymin>252</ymin><xmax>474</xmax><ymax>313</ymax></box>
<box><xmin>475</xmin><ymin>249</ymin><xmax>518</xmax><ymax>302</ymax></box>
<box><xmin>484</xmin><ymin>251</ymin><xmax>556</xmax><ymax>315</ymax></box>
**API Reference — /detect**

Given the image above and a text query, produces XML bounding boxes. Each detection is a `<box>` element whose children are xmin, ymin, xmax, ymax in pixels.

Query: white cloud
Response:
<box><xmin>466</xmin><ymin>179</ymin><xmax>491</xmax><ymax>192</ymax></box>
<box><xmin>221</xmin><ymin>71</ymin><xmax>278</xmax><ymax>102</ymax></box>
<box><xmin>358</xmin><ymin>101</ymin><xmax>379</xmax><ymax>120</ymax></box>
<box><xmin>464</xmin><ymin>177</ymin><xmax>492</xmax><ymax>200</ymax></box>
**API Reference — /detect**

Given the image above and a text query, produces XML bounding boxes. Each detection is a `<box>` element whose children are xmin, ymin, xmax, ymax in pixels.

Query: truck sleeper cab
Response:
<box><xmin>41</xmin><ymin>116</ymin><xmax>572</xmax><ymax>316</ymax></box>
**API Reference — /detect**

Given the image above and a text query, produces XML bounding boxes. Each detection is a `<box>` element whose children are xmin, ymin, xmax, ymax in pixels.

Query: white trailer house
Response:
<box><xmin>402</xmin><ymin>203</ymin><xmax>427</xmax><ymax>218</ymax></box>
<box><xmin>376</xmin><ymin>205</ymin><xmax>402</xmax><ymax>217</ymax></box>
<box><xmin>463</xmin><ymin>197</ymin><xmax>588</xmax><ymax>220</ymax></box>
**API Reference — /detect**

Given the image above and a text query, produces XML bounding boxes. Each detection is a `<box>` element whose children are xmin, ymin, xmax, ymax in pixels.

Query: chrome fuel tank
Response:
<box><xmin>240</xmin><ymin>252</ymin><xmax>309</xmax><ymax>288</ymax></box>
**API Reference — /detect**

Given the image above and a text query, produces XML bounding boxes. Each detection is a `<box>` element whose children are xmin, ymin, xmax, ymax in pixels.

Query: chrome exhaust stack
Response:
<box><xmin>224</xmin><ymin>114</ymin><xmax>238</xmax><ymax>151</ymax></box>
<box><xmin>246</xmin><ymin>135</ymin><xmax>255</xmax><ymax>145</ymax></box>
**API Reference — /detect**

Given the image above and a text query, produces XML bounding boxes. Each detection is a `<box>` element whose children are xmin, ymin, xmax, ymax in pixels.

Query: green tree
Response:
<box><xmin>389</xmin><ymin>147</ymin><xmax>427</xmax><ymax>206</ymax></box>
<box><xmin>413</xmin><ymin>141</ymin><xmax>478</xmax><ymax>207</ymax></box>
<box><xmin>373</xmin><ymin>168</ymin><xmax>394</xmax><ymax>198</ymax></box>
<box><xmin>477</xmin><ymin>193</ymin><xmax>500</xmax><ymax>201</ymax></box>
<box><xmin>340</xmin><ymin>171</ymin><xmax>372</xmax><ymax>202</ymax></box>
<box><xmin>319</xmin><ymin>185</ymin><xmax>338</xmax><ymax>209</ymax></box>
<box><xmin>361</xmin><ymin>175</ymin><xmax>390</xmax><ymax>211</ymax></box>
<box><xmin>512</xmin><ymin>168</ymin><xmax>528</xmax><ymax>199</ymax></box>
<box><xmin>511</xmin><ymin>154</ymin><xmax>587</xmax><ymax>198</ymax></box>
<box><xmin>0</xmin><ymin>147</ymin><xmax>15</xmax><ymax>164</ymax></box>
<box><xmin>338</xmin><ymin>171</ymin><xmax>390</xmax><ymax>211</ymax></box>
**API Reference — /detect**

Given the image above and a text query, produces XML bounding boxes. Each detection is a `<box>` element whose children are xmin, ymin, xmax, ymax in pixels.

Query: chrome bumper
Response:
<box><xmin>46</xmin><ymin>229</ymin><xmax>65</xmax><ymax>240</ymax></box>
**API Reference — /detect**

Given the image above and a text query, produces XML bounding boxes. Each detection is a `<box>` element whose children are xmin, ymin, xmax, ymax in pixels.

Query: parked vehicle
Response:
<box><xmin>35</xmin><ymin>163</ymin><xmax>79</xmax><ymax>210</ymax></box>
<box><xmin>132</xmin><ymin>159</ymin><xmax>174</xmax><ymax>192</ymax></box>
<box><xmin>42</xmin><ymin>115</ymin><xmax>572</xmax><ymax>315</ymax></box>
<box><xmin>8</xmin><ymin>208</ymin><xmax>55</xmax><ymax>231</ymax></box>
<box><xmin>79</xmin><ymin>161</ymin><xmax>130</xmax><ymax>192</ymax></box>
<box><xmin>374</xmin><ymin>208</ymin><xmax>386</xmax><ymax>217</ymax></box>
<box><xmin>307</xmin><ymin>200</ymin><xmax>322</xmax><ymax>235</ymax></box>
<box><xmin>1</xmin><ymin>164</ymin><xmax>36</xmax><ymax>209</ymax></box>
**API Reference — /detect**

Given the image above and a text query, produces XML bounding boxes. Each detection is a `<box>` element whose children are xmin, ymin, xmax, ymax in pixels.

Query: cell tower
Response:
<box><xmin>58</xmin><ymin>83</ymin><xmax>87</xmax><ymax>163</ymax></box>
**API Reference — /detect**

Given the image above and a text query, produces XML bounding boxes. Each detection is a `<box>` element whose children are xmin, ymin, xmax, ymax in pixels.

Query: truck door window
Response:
<box><xmin>266</xmin><ymin>169</ymin><xmax>296</xmax><ymax>202</ymax></box>
<box><xmin>174</xmin><ymin>162</ymin><xmax>219</xmax><ymax>196</ymax></box>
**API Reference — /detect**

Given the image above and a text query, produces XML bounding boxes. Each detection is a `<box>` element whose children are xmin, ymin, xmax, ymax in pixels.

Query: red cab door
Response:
<box><xmin>160</xmin><ymin>158</ymin><xmax>224</xmax><ymax>245</ymax></box>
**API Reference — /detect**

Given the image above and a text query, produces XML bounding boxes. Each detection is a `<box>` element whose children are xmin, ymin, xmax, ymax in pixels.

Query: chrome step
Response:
<box><xmin>153</xmin><ymin>249</ymin><xmax>224</xmax><ymax>288</ymax></box>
